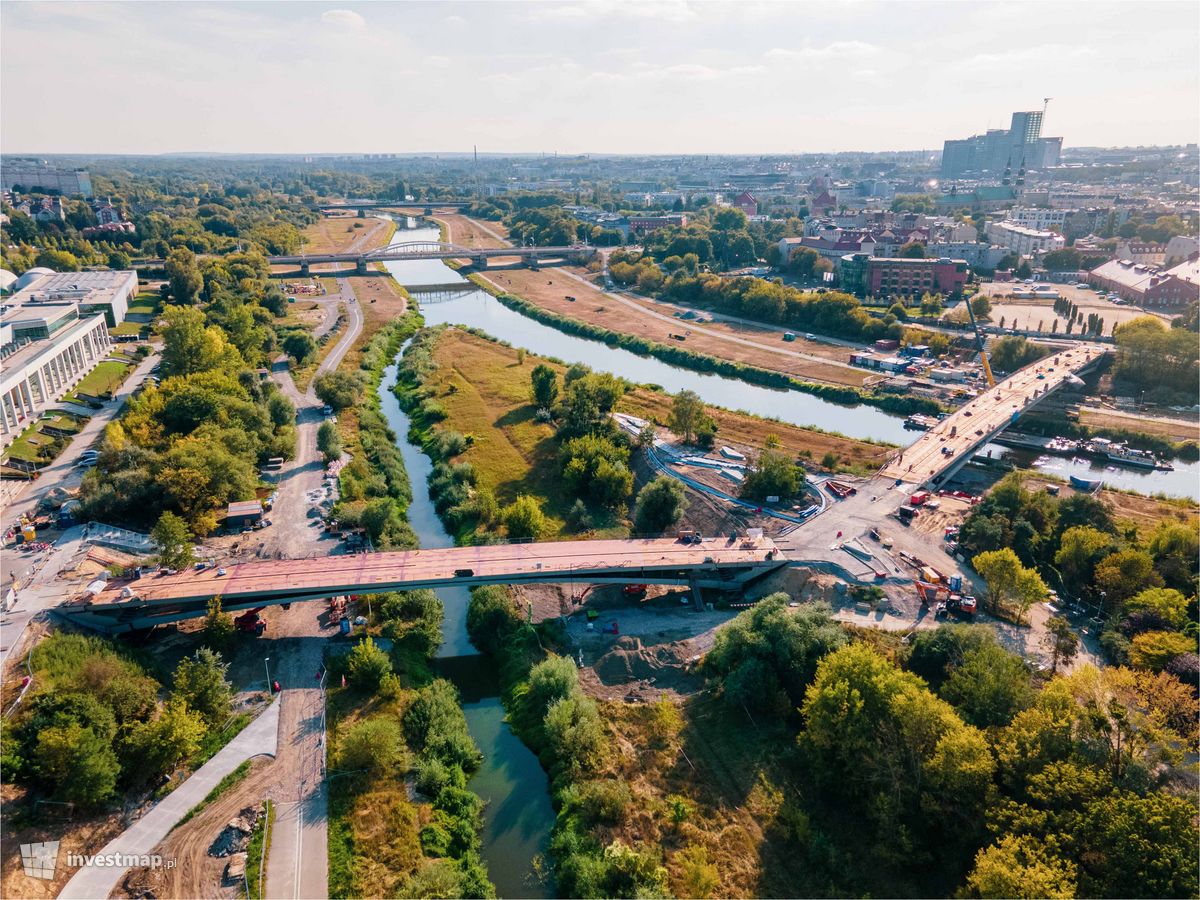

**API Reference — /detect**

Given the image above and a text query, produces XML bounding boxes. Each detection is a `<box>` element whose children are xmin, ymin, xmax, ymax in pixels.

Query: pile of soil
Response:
<box><xmin>208</xmin><ymin>807</ymin><xmax>259</xmax><ymax>858</ymax></box>
<box><xmin>591</xmin><ymin>635</ymin><xmax>700</xmax><ymax>696</ymax></box>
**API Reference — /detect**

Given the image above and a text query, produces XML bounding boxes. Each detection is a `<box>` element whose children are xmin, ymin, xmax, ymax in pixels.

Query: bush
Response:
<box><xmin>338</xmin><ymin>716</ymin><xmax>406</xmax><ymax>776</ymax></box>
<box><xmin>347</xmin><ymin>637</ymin><xmax>392</xmax><ymax>691</ymax></box>
<box><xmin>403</xmin><ymin>680</ymin><xmax>482</xmax><ymax>771</ymax></box>
<box><xmin>315</xmin><ymin>370</ymin><xmax>366</xmax><ymax>411</ymax></box>
<box><xmin>502</xmin><ymin>494</ymin><xmax>547</xmax><ymax>540</ymax></box>
<box><xmin>568</xmin><ymin>779</ymin><xmax>631</xmax><ymax>826</ymax></box>
<box><xmin>172</xmin><ymin>648</ymin><xmax>233</xmax><ymax>726</ymax></box>
<box><xmin>634</xmin><ymin>476</ymin><xmax>687</xmax><ymax>534</ymax></box>
<box><xmin>318</xmin><ymin>421</ymin><xmax>343</xmax><ymax>464</ymax></box>
<box><xmin>544</xmin><ymin>694</ymin><xmax>605</xmax><ymax>775</ymax></box>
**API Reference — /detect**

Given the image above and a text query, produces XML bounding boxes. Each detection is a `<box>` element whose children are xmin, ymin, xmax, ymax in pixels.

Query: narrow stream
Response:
<box><xmin>378</xmin><ymin>354</ymin><xmax>554</xmax><ymax>898</ymax></box>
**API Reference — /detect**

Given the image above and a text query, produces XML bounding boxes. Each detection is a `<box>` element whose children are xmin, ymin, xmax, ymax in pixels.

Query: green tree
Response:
<box><xmin>1054</xmin><ymin>526</ymin><xmax>1115</xmax><ymax>595</ymax></box>
<box><xmin>633</xmin><ymin>476</ymin><xmax>687</xmax><ymax>534</ymax></box>
<box><xmin>741</xmin><ymin>448</ymin><xmax>802</xmax><ymax>501</ymax></box>
<box><xmin>561</xmin><ymin>434</ymin><xmax>633</xmax><ymax>508</ymax></box>
<box><xmin>1077</xmin><ymin>790</ymin><xmax>1199</xmax><ymax>898</ymax></box>
<box><xmin>267</xmin><ymin>393</ymin><xmax>295</xmax><ymax>428</ymax></box>
<box><xmin>965</xmin><ymin>834</ymin><xmax>1077</xmax><ymax>899</ymax></box>
<box><xmin>530</xmin><ymin>363</ymin><xmax>559</xmax><ymax>408</ymax></box>
<box><xmin>314</xmin><ymin>370</ymin><xmax>364</xmax><ymax>411</ymax></box>
<box><xmin>173</xmin><ymin>648</ymin><xmax>233</xmax><ymax>725</ymax></box>
<box><xmin>338</xmin><ymin>716</ymin><xmax>406</xmax><ymax>776</ymax></box>
<box><xmin>159</xmin><ymin>306</ymin><xmax>244</xmax><ymax>377</ymax></box>
<box><xmin>1043</xmin><ymin>616</ymin><xmax>1080</xmax><ymax>675</ymax></box>
<box><xmin>898</xmin><ymin>241</ymin><xmax>926</xmax><ymax>258</ymax></box>
<box><xmin>940</xmin><ymin>642</ymin><xmax>1033</xmax><ymax>728</ymax></box>
<box><xmin>502</xmin><ymin>494</ymin><xmax>547</xmax><ymax>540</ymax></box>
<box><xmin>1129</xmin><ymin>631</ymin><xmax>1194</xmax><ymax>672</ymax></box>
<box><xmin>152</xmin><ymin>511</ymin><xmax>195</xmax><ymax>571</ymax></box>
<box><xmin>107</xmin><ymin>250</ymin><xmax>132</xmax><ymax>270</ymax></box>
<box><xmin>524</xmin><ymin>656</ymin><xmax>579</xmax><ymax>720</ymax></box>
<box><xmin>403</xmin><ymin>679</ymin><xmax>481</xmax><ymax>770</ymax></box>
<box><xmin>165</xmin><ymin>247</ymin><xmax>203</xmax><ymax>304</ymax></box>
<box><xmin>972</xmin><ymin>548</ymin><xmax>1048</xmax><ymax>622</ymax></box>
<box><xmin>466</xmin><ymin>585</ymin><xmax>524</xmax><ymax>657</ymax></box>
<box><xmin>1124</xmin><ymin>587</ymin><xmax>1190</xmax><ymax>630</ymax></box>
<box><xmin>281</xmin><ymin>331</ymin><xmax>317</xmax><ymax>364</ymax></box>
<box><xmin>203</xmin><ymin>596</ymin><xmax>234</xmax><ymax>654</ymax></box>
<box><xmin>970</xmin><ymin>294</ymin><xmax>992</xmax><ymax>319</ymax></box>
<box><xmin>1093</xmin><ymin>549</ymin><xmax>1161</xmax><ymax>609</ymax></box>
<box><xmin>1146</xmin><ymin>522</ymin><xmax>1200</xmax><ymax>594</ymax></box>
<box><xmin>317</xmin><ymin>421</ymin><xmax>342</xmax><ymax>464</ymax></box>
<box><xmin>347</xmin><ymin>636</ymin><xmax>392</xmax><ymax>691</ymax></box>
<box><xmin>544</xmin><ymin>693</ymin><xmax>605</xmax><ymax>775</ymax></box>
<box><xmin>35</xmin><ymin>722</ymin><xmax>120</xmax><ymax>808</ymax></box>
<box><xmin>128</xmin><ymin>697</ymin><xmax>207</xmax><ymax>780</ymax></box>
<box><xmin>668</xmin><ymin>389</ymin><xmax>708</xmax><ymax>444</ymax></box>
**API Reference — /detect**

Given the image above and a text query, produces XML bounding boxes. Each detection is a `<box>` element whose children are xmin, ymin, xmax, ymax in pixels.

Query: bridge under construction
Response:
<box><xmin>68</xmin><ymin>537</ymin><xmax>783</xmax><ymax>633</ymax></box>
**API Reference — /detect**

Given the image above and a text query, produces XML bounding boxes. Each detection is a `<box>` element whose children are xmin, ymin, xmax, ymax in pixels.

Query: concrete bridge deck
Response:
<box><xmin>68</xmin><ymin>537</ymin><xmax>782</xmax><ymax>633</ymax></box>
<box><xmin>883</xmin><ymin>344</ymin><xmax>1108</xmax><ymax>488</ymax></box>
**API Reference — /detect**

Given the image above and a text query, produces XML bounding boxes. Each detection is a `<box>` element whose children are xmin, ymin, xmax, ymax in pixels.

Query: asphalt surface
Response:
<box><xmin>882</xmin><ymin>344</ymin><xmax>1108</xmax><ymax>485</ymax></box>
<box><xmin>57</xmin><ymin>700</ymin><xmax>279</xmax><ymax>900</ymax></box>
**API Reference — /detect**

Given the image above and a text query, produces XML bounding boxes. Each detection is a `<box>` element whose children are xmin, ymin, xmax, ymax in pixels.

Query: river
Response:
<box><xmin>382</xmin><ymin>219</ymin><xmax>1197</xmax><ymax>501</ymax></box>
<box><xmin>377</xmin><ymin>353</ymin><xmax>555</xmax><ymax>899</ymax></box>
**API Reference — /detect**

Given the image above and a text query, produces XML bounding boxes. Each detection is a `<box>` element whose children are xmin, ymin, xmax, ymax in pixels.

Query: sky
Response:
<box><xmin>2</xmin><ymin>0</ymin><xmax>1198</xmax><ymax>155</ymax></box>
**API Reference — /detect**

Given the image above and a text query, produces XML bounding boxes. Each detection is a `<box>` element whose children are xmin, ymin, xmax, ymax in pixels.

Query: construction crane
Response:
<box><xmin>964</xmin><ymin>294</ymin><xmax>997</xmax><ymax>386</ymax></box>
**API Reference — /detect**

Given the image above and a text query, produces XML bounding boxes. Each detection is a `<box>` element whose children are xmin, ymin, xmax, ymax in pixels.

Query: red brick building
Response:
<box><xmin>733</xmin><ymin>191</ymin><xmax>758</xmax><ymax>217</ymax></box>
<box><xmin>867</xmin><ymin>258</ymin><xmax>969</xmax><ymax>297</ymax></box>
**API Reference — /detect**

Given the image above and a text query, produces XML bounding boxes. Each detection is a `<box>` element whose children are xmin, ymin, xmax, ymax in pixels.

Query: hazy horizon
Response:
<box><xmin>3</xmin><ymin>0</ymin><xmax>1198</xmax><ymax>156</ymax></box>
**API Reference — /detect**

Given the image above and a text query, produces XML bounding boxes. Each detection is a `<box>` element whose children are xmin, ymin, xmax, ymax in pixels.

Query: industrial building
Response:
<box><xmin>1</xmin><ymin>159</ymin><xmax>93</xmax><ymax>197</ymax></box>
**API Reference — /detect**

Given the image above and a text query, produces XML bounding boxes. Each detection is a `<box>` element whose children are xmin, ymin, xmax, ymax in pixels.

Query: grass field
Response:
<box><xmin>111</xmin><ymin>321</ymin><xmax>146</xmax><ymax>337</ymax></box>
<box><xmin>424</xmin><ymin>328</ymin><xmax>893</xmax><ymax>534</ymax></box>
<box><xmin>62</xmin><ymin>359</ymin><xmax>131</xmax><ymax>401</ymax></box>
<box><xmin>125</xmin><ymin>292</ymin><xmax>162</xmax><ymax>319</ymax></box>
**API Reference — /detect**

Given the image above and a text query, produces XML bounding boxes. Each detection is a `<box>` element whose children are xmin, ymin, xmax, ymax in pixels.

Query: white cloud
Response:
<box><xmin>444</xmin><ymin>14</ymin><xmax>467</xmax><ymax>26</ymax></box>
<box><xmin>964</xmin><ymin>43</ymin><xmax>1096</xmax><ymax>67</ymax></box>
<box><xmin>320</xmin><ymin>9</ymin><xmax>365</xmax><ymax>30</ymax></box>
<box><xmin>425</xmin><ymin>55</ymin><xmax>452</xmax><ymax>68</ymax></box>
<box><xmin>531</xmin><ymin>0</ymin><xmax>697</xmax><ymax>24</ymax></box>
<box><xmin>766</xmin><ymin>41</ymin><xmax>879</xmax><ymax>61</ymax></box>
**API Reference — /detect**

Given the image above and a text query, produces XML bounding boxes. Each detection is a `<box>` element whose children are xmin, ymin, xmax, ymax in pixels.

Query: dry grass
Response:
<box><xmin>1078</xmin><ymin>407</ymin><xmax>1200</xmax><ymax>442</ymax></box>
<box><xmin>1020</xmin><ymin>473</ymin><xmax>1198</xmax><ymax>538</ymax></box>
<box><xmin>424</xmin><ymin>328</ymin><xmax>890</xmax><ymax>536</ymax></box>
<box><xmin>595</xmin><ymin>695</ymin><xmax>811</xmax><ymax>898</ymax></box>
<box><xmin>300</xmin><ymin>216</ymin><xmax>393</xmax><ymax>256</ymax></box>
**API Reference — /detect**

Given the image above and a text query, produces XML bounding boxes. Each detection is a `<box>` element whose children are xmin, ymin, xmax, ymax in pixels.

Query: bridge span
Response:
<box><xmin>883</xmin><ymin>344</ymin><xmax>1109</xmax><ymax>488</ymax></box>
<box><xmin>68</xmin><ymin>537</ymin><xmax>783</xmax><ymax>633</ymax></box>
<box><xmin>269</xmin><ymin>240</ymin><xmax>594</xmax><ymax>275</ymax></box>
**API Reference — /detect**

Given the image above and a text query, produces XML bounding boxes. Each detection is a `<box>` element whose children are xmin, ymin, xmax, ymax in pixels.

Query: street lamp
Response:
<box><xmin>264</xmin><ymin>657</ymin><xmax>272</xmax><ymax>692</ymax></box>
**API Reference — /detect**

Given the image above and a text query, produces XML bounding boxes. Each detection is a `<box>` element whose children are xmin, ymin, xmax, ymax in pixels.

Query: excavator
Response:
<box><xmin>964</xmin><ymin>294</ymin><xmax>997</xmax><ymax>387</ymax></box>
<box><xmin>913</xmin><ymin>577</ymin><xmax>977</xmax><ymax>619</ymax></box>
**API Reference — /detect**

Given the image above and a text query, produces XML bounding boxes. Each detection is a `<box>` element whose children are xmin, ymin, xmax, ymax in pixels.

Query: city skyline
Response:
<box><xmin>2</xmin><ymin>0</ymin><xmax>1198</xmax><ymax>155</ymax></box>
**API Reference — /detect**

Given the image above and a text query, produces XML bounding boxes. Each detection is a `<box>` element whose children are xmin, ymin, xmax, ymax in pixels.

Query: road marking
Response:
<box><xmin>293</xmin><ymin>796</ymin><xmax>303</xmax><ymax>900</ymax></box>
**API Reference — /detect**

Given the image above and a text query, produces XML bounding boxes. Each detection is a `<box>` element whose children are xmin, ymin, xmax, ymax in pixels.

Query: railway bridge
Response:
<box><xmin>270</xmin><ymin>240</ymin><xmax>595</xmax><ymax>275</ymax></box>
<box><xmin>67</xmin><ymin>537</ymin><xmax>783</xmax><ymax>633</ymax></box>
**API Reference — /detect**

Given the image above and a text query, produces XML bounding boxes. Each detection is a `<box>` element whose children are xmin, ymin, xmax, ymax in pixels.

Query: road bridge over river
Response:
<box><xmin>270</xmin><ymin>240</ymin><xmax>594</xmax><ymax>275</ymax></box>
<box><xmin>883</xmin><ymin>344</ymin><xmax>1109</xmax><ymax>489</ymax></box>
<box><xmin>66</xmin><ymin>537</ymin><xmax>783</xmax><ymax>633</ymax></box>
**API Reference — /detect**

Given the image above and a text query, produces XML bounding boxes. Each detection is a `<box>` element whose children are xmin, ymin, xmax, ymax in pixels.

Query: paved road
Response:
<box><xmin>1</xmin><ymin>351</ymin><xmax>160</xmax><ymax>534</ymax></box>
<box><xmin>263</xmin><ymin>277</ymin><xmax>363</xmax><ymax>561</ymax></box>
<box><xmin>89</xmin><ymin>537</ymin><xmax>779</xmax><ymax>609</ymax></box>
<box><xmin>57</xmin><ymin>700</ymin><xmax>280</xmax><ymax>900</ymax></box>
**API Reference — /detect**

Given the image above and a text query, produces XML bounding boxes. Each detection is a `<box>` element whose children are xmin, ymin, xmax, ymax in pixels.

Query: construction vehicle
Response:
<box><xmin>964</xmin><ymin>295</ymin><xmax>997</xmax><ymax>387</ymax></box>
<box><xmin>235</xmin><ymin>609</ymin><xmax>267</xmax><ymax>635</ymax></box>
<box><xmin>936</xmin><ymin>594</ymin><xmax>978</xmax><ymax>619</ymax></box>
<box><xmin>329</xmin><ymin>596</ymin><xmax>348</xmax><ymax>624</ymax></box>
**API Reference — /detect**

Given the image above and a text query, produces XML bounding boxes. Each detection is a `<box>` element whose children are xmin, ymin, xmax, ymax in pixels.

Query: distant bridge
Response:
<box><xmin>321</xmin><ymin>200</ymin><xmax>471</xmax><ymax>217</ymax></box>
<box><xmin>66</xmin><ymin>537</ymin><xmax>783</xmax><ymax>633</ymax></box>
<box><xmin>269</xmin><ymin>240</ymin><xmax>595</xmax><ymax>275</ymax></box>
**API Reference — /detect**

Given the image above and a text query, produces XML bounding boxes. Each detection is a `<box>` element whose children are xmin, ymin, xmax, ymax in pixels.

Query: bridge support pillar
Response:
<box><xmin>356</xmin><ymin>258</ymin><xmax>369</xmax><ymax>275</ymax></box>
<box><xmin>424</xmin><ymin>206</ymin><xmax>433</xmax><ymax>217</ymax></box>
<box><xmin>299</xmin><ymin>261</ymin><xmax>310</xmax><ymax>276</ymax></box>
<box><xmin>473</xmin><ymin>256</ymin><xmax>487</xmax><ymax>270</ymax></box>
<box><xmin>528</xmin><ymin>255</ymin><xmax>540</xmax><ymax>270</ymax></box>
<box><xmin>357</xmin><ymin>209</ymin><xmax>366</xmax><ymax>219</ymax></box>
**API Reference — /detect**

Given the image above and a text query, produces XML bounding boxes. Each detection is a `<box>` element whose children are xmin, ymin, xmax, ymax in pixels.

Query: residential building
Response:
<box><xmin>1114</xmin><ymin>241</ymin><xmax>1166</xmax><ymax>265</ymax></box>
<box><xmin>733</xmin><ymin>191</ymin><xmax>758</xmax><ymax>217</ymax></box>
<box><xmin>1164</xmin><ymin>235</ymin><xmax>1200</xmax><ymax>265</ymax></box>
<box><xmin>627</xmin><ymin>214</ymin><xmax>687</xmax><ymax>236</ymax></box>
<box><xmin>840</xmin><ymin>255</ymin><xmax>969</xmax><ymax>298</ymax></box>
<box><xmin>1006</xmin><ymin>207</ymin><xmax>1068</xmax><ymax>232</ymax></box>
<box><xmin>1</xmin><ymin>159</ymin><xmax>93</xmax><ymax>197</ymax></box>
<box><xmin>986</xmin><ymin>220</ymin><xmax>1066</xmax><ymax>256</ymax></box>
<box><xmin>940</xmin><ymin>110</ymin><xmax>1063</xmax><ymax>180</ymax></box>
<box><xmin>16</xmin><ymin>196</ymin><xmax>65</xmax><ymax>222</ymax></box>
<box><xmin>926</xmin><ymin>241</ymin><xmax>1009</xmax><ymax>269</ymax></box>
<box><xmin>1086</xmin><ymin>257</ymin><xmax>1198</xmax><ymax>308</ymax></box>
